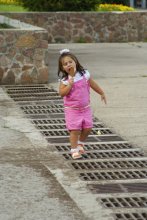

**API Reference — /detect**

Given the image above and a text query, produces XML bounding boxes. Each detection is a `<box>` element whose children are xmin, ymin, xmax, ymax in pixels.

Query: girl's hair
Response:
<box><xmin>57</xmin><ymin>52</ymin><xmax>86</xmax><ymax>79</ymax></box>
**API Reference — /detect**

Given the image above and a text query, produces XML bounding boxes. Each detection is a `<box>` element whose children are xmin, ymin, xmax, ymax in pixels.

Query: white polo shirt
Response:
<box><xmin>60</xmin><ymin>70</ymin><xmax>90</xmax><ymax>85</ymax></box>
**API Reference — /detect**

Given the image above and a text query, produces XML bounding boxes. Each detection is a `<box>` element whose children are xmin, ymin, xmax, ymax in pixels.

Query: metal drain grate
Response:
<box><xmin>88</xmin><ymin>183</ymin><xmax>147</xmax><ymax>194</ymax></box>
<box><xmin>55</xmin><ymin>142</ymin><xmax>133</xmax><ymax>152</ymax></box>
<box><xmin>23</xmin><ymin>109</ymin><xmax>64</xmax><ymax>114</ymax></box>
<box><xmin>79</xmin><ymin>170</ymin><xmax>147</xmax><ymax>181</ymax></box>
<box><xmin>31</xmin><ymin>119</ymin><xmax>66</xmax><ymax>125</ymax></box>
<box><xmin>36</xmin><ymin>124</ymin><xmax>104</xmax><ymax>130</ymax></box>
<box><xmin>31</xmin><ymin>117</ymin><xmax>101</xmax><ymax>125</ymax></box>
<box><xmin>38</xmin><ymin>124</ymin><xmax>66</xmax><ymax>130</ymax></box>
<box><xmin>7</xmin><ymin>88</ymin><xmax>55</xmax><ymax>93</ymax></box>
<box><xmin>27</xmin><ymin>113</ymin><xmax>64</xmax><ymax>119</ymax></box>
<box><xmin>62</xmin><ymin>150</ymin><xmax>143</xmax><ymax>160</ymax></box>
<box><xmin>6</xmin><ymin>86</ymin><xmax>61</xmax><ymax>101</ymax></box>
<box><xmin>114</xmin><ymin>213</ymin><xmax>147</xmax><ymax>220</ymax></box>
<box><xmin>100</xmin><ymin>197</ymin><xmax>147</xmax><ymax>208</ymax></box>
<box><xmin>17</xmin><ymin>100</ymin><xmax>63</xmax><ymax>106</ymax></box>
<box><xmin>35</xmin><ymin>122</ymin><xmax>104</xmax><ymax>129</ymax></box>
<box><xmin>5</xmin><ymin>85</ymin><xmax>45</xmax><ymax>88</ymax></box>
<box><xmin>41</xmin><ymin>129</ymin><xmax>114</xmax><ymax>137</ymax></box>
<box><xmin>20</xmin><ymin>104</ymin><xmax>64</xmax><ymax>110</ymax></box>
<box><xmin>46</xmin><ymin>136</ymin><xmax>100</xmax><ymax>144</ymax></box>
<box><xmin>13</xmin><ymin>96</ymin><xmax>61</xmax><ymax>101</ymax></box>
<box><xmin>46</xmin><ymin>136</ymin><xmax>127</xmax><ymax>144</ymax></box>
<box><xmin>71</xmin><ymin>160</ymin><xmax>147</xmax><ymax>170</ymax></box>
<box><xmin>9</xmin><ymin>92</ymin><xmax>59</xmax><ymax>98</ymax></box>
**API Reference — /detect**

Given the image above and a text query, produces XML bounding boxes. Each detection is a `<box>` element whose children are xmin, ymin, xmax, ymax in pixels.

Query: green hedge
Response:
<box><xmin>101</xmin><ymin>0</ymin><xmax>129</xmax><ymax>6</ymax></box>
<box><xmin>20</xmin><ymin>0</ymin><xmax>101</xmax><ymax>11</ymax></box>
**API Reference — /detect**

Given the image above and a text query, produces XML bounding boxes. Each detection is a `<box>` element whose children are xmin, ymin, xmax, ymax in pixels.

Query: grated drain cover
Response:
<box><xmin>31</xmin><ymin>117</ymin><xmax>101</xmax><ymax>125</ymax></box>
<box><xmin>6</xmin><ymin>86</ymin><xmax>61</xmax><ymax>101</ymax></box>
<box><xmin>88</xmin><ymin>183</ymin><xmax>147</xmax><ymax>194</ymax></box>
<box><xmin>4</xmin><ymin>84</ymin><xmax>147</xmax><ymax>220</ymax></box>
<box><xmin>10</xmin><ymin>92</ymin><xmax>59</xmax><ymax>98</ymax></box>
<box><xmin>71</xmin><ymin>160</ymin><xmax>147</xmax><ymax>170</ymax></box>
<box><xmin>100</xmin><ymin>196</ymin><xmax>147</xmax><ymax>208</ymax></box>
<box><xmin>46</xmin><ymin>136</ymin><xmax>99</xmax><ymax>144</ymax></box>
<box><xmin>7</xmin><ymin>88</ymin><xmax>55</xmax><ymax>93</ymax></box>
<box><xmin>20</xmin><ymin>104</ymin><xmax>64</xmax><ymax>110</ymax></box>
<box><xmin>23</xmin><ymin>109</ymin><xmax>64</xmax><ymax>114</ymax></box>
<box><xmin>40</xmin><ymin>128</ymin><xmax>113</xmax><ymax>136</ymax></box>
<box><xmin>62</xmin><ymin>150</ymin><xmax>143</xmax><ymax>160</ymax></box>
<box><xmin>32</xmin><ymin>119</ymin><xmax>66</xmax><ymax>125</ymax></box>
<box><xmin>36</xmin><ymin>123</ymin><xmax>104</xmax><ymax>129</ymax></box>
<box><xmin>54</xmin><ymin>142</ymin><xmax>133</xmax><ymax>152</ymax></box>
<box><xmin>115</xmin><ymin>213</ymin><xmax>147</xmax><ymax>220</ymax></box>
<box><xmin>80</xmin><ymin>170</ymin><xmax>147</xmax><ymax>181</ymax></box>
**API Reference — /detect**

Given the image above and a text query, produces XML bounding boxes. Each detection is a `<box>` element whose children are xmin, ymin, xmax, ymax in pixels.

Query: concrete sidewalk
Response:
<box><xmin>49</xmin><ymin>42</ymin><xmax>147</xmax><ymax>153</ymax></box>
<box><xmin>0</xmin><ymin>43</ymin><xmax>147</xmax><ymax>220</ymax></box>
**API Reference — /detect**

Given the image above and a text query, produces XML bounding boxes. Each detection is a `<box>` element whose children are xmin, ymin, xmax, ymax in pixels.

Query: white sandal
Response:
<box><xmin>77</xmin><ymin>144</ymin><xmax>85</xmax><ymax>154</ymax></box>
<box><xmin>70</xmin><ymin>148</ymin><xmax>82</xmax><ymax>159</ymax></box>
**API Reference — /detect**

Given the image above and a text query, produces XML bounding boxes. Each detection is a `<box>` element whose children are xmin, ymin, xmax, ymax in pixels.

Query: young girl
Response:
<box><xmin>58</xmin><ymin>49</ymin><xmax>107</xmax><ymax>159</ymax></box>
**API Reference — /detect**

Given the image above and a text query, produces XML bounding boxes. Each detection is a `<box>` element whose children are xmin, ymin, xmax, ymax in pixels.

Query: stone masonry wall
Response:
<box><xmin>1</xmin><ymin>12</ymin><xmax>147</xmax><ymax>43</ymax></box>
<box><xmin>0</xmin><ymin>29</ymin><xmax>49</xmax><ymax>85</ymax></box>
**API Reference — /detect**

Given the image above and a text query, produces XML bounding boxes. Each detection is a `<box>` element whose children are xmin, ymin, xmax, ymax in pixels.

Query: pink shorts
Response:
<box><xmin>64</xmin><ymin>107</ymin><xmax>93</xmax><ymax>130</ymax></box>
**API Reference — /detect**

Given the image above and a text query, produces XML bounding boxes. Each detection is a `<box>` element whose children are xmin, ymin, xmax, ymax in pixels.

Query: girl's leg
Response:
<box><xmin>69</xmin><ymin>130</ymin><xmax>82</xmax><ymax>159</ymax></box>
<box><xmin>79</xmin><ymin>128</ymin><xmax>92</xmax><ymax>142</ymax></box>
<box><xmin>78</xmin><ymin>128</ymin><xmax>92</xmax><ymax>154</ymax></box>
<box><xmin>69</xmin><ymin>130</ymin><xmax>81</xmax><ymax>148</ymax></box>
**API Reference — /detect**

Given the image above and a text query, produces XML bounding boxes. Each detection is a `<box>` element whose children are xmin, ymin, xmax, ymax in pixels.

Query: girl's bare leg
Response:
<box><xmin>69</xmin><ymin>130</ymin><xmax>81</xmax><ymax>148</ymax></box>
<box><xmin>79</xmin><ymin>128</ymin><xmax>92</xmax><ymax>142</ymax></box>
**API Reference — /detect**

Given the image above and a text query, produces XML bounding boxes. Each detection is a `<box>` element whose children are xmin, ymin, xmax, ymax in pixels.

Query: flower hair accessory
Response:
<box><xmin>59</xmin><ymin>49</ymin><xmax>70</xmax><ymax>55</ymax></box>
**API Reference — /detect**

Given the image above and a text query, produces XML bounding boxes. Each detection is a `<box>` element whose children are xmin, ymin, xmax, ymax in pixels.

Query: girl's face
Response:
<box><xmin>61</xmin><ymin>56</ymin><xmax>77</xmax><ymax>76</ymax></box>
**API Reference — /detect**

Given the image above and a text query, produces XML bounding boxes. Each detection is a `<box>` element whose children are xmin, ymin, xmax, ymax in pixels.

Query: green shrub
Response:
<box><xmin>97</xmin><ymin>3</ymin><xmax>135</xmax><ymax>11</ymax></box>
<box><xmin>0</xmin><ymin>0</ymin><xmax>20</xmax><ymax>5</ymax></box>
<box><xmin>101</xmin><ymin>0</ymin><xmax>129</xmax><ymax>6</ymax></box>
<box><xmin>20</xmin><ymin>0</ymin><xmax>101</xmax><ymax>11</ymax></box>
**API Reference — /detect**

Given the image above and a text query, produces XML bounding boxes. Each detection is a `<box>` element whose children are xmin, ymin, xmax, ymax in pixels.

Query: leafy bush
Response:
<box><xmin>97</xmin><ymin>3</ymin><xmax>135</xmax><ymax>11</ymax></box>
<box><xmin>20</xmin><ymin>0</ymin><xmax>101</xmax><ymax>11</ymax></box>
<box><xmin>0</xmin><ymin>0</ymin><xmax>21</xmax><ymax>5</ymax></box>
<box><xmin>101</xmin><ymin>0</ymin><xmax>129</xmax><ymax>6</ymax></box>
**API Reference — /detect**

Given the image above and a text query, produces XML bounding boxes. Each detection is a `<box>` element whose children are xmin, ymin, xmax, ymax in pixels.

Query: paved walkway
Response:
<box><xmin>49</xmin><ymin>42</ymin><xmax>147</xmax><ymax>153</ymax></box>
<box><xmin>0</xmin><ymin>43</ymin><xmax>147</xmax><ymax>220</ymax></box>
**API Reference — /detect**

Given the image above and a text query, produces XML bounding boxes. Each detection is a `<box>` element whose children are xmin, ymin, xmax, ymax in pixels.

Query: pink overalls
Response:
<box><xmin>64</xmin><ymin>75</ymin><xmax>93</xmax><ymax>130</ymax></box>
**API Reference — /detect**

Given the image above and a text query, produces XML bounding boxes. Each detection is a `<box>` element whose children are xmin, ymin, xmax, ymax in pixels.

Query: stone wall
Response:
<box><xmin>1</xmin><ymin>12</ymin><xmax>147</xmax><ymax>43</ymax></box>
<box><xmin>0</xmin><ymin>16</ymin><xmax>49</xmax><ymax>85</ymax></box>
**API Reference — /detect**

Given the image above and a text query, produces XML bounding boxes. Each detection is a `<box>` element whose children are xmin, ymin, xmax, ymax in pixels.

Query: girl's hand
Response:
<box><xmin>69</xmin><ymin>67</ymin><xmax>75</xmax><ymax>76</ymax></box>
<box><xmin>101</xmin><ymin>93</ymin><xmax>107</xmax><ymax>104</ymax></box>
<box><xmin>68</xmin><ymin>77</ymin><xmax>74</xmax><ymax>87</ymax></box>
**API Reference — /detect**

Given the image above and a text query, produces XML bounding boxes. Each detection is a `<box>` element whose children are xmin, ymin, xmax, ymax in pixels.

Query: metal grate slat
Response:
<box><xmin>62</xmin><ymin>150</ymin><xmax>143</xmax><ymax>160</ymax></box>
<box><xmin>32</xmin><ymin>118</ymin><xmax>66</xmax><ymax>124</ymax></box>
<box><xmin>88</xmin><ymin>183</ymin><xmax>147</xmax><ymax>194</ymax></box>
<box><xmin>5</xmin><ymin>85</ymin><xmax>45</xmax><ymax>88</ymax></box>
<box><xmin>55</xmin><ymin>142</ymin><xmax>133</xmax><ymax>152</ymax></box>
<box><xmin>7</xmin><ymin>88</ymin><xmax>55</xmax><ymax>93</ymax></box>
<box><xmin>71</xmin><ymin>160</ymin><xmax>147</xmax><ymax>170</ymax></box>
<box><xmin>20</xmin><ymin>104</ymin><xmax>64</xmax><ymax>110</ymax></box>
<box><xmin>40</xmin><ymin>129</ymin><xmax>115</xmax><ymax>137</ymax></box>
<box><xmin>9</xmin><ymin>92</ymin><xmax>59</xmax><ymax>97</ymax></box>
<box><xmin>115</xmin><ymin>213</ymin><xmax>147</xmax><ymax>220</ymax></box>
<box><xmin>100</xmin><ymin>197</ymin><xmax>147</xmax><ymax>208</ymax></box>
<box><xmin>35</xmin><ymin>123</ymin><xmax>104</xmax><ymax>129</ymax></box>
<box><xmin>13</xmin><ymin>96</ymin><xmax>61</xmax><ymax>101</ymax></box>
<box><xmin>79</xmin><ymin>170</ymin><xmax>147</xmax><ymax>181</ymax></box>
<box><xmin>23</xmin><ymin>109</ymin><xmax>64</xmax><ymax>114</ymax></box>
<box><xmin>31</xmin><ymin>117</ymin><xmax>101</xmax><ymax>125</ymax></box>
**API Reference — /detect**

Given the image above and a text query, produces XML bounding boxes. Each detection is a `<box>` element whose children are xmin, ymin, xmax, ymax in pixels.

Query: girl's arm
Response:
<box><xmin>89</xmin><ymin>78</ymin><xmax>107</xmax><ymax>104</ymax></box>
<box><xmin>59</xmin><ymin>78</ymin><xmax>74</xmax><ymax>97</ymax></box>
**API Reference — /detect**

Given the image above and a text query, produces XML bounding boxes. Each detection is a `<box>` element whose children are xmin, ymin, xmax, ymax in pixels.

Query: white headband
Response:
<box><xmin>59</xmin><ymin>49</ymin><xmax>70</xmax><ymax>55</ymax></box>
